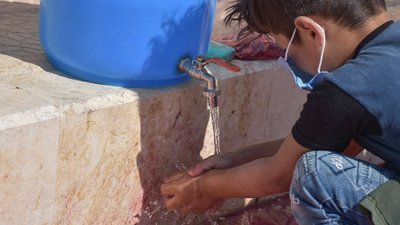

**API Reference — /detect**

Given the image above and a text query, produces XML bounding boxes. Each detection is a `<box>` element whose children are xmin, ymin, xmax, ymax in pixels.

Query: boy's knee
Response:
<box><xmin>292</xmin><ymin>150</ymin><xmax>339</xmax><ymax>179</ymax></box>
<box><xmin>290</xmin><ymin>151</ymin><xmax>340</xmax><ymax>219</ymax></box>
<box><xmin>290</xmin><ymin>150</ymin><xmax>339</xmax><ymax>194</ymax></box>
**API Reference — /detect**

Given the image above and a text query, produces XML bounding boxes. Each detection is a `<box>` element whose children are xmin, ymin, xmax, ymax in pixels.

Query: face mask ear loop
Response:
<box><xmin>285</xmin><ymin>28</ymin><xmax>297</xmax><ymax>60</ymax></box>
<box><xmin>316</xmin><ymin>24</ymin><xmax>326</xmax><ymax>73</ymax></box>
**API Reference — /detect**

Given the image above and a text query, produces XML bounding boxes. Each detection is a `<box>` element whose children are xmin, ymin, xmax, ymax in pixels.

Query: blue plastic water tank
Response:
<box><xmin>39</xmin><ymin>0</ymin><xmax>217</xmax><ymax>88</ymax></box>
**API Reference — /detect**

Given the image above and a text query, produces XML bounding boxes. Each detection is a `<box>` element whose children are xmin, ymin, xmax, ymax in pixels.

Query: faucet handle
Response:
<box><xmin>206</xmin><ymin>57</ymin><xmax>241</xmax><ymax>72</ymax></box>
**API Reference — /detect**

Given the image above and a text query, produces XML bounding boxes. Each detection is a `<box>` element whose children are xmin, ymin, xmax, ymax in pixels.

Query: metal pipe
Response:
<box><xmin>179</xmin><ymin>57</ymin><xmax>220</xmax><ymax>108</ymax></box>
<box><xmin>179</xmin><ymin>58</ymin><xmax>217</xmax><ymax>91</ymax></box>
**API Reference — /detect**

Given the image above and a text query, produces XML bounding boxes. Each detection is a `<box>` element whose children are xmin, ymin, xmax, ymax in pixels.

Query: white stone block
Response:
<box><xmin>0</xmin><ymin>119</ymin><xmax>59</xmax><ymax>225</ymax></box>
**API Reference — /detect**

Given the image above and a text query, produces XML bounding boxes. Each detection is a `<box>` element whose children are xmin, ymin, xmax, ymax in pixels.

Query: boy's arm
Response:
<box><xmin>188</xmin><ymin>139</ymin><xmax>283</xmax><ymax>176</ymax></box>
<box><xmin>202</xmin><ymin>133</ymin><xmax>307</xmax><ymax>198</ymax></box>
<box><xmin>161</xmin><ymin>133</ymin><xmax>308</xmax><ymax>213</ymax></box>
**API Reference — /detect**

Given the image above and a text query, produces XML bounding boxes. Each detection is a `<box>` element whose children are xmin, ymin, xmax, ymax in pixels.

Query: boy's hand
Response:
<box><xmin>188</xmin><ymin>153</ymin><xmax>235</xmax><ymax>177</ymax></box>
<box><xmin>160</xmin><ymin>171</ymin><xmax>218</xmax><ymax>214</ymax></box>
<box><xmin>189</xmin><ymin>141</ymin><xmax>283</xmax><ymax>177</ymax></box>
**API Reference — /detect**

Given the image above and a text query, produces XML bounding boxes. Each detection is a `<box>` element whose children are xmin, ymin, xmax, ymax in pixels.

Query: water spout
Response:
<box><xmin>178</xmin><ymin>56</ymin><xmax>240</xmax><ymax>155</ymax></box>
<box><xmin>178</xmin><ymin>56</ymin><xmax>221</xmax><ymax>108</ymax></box>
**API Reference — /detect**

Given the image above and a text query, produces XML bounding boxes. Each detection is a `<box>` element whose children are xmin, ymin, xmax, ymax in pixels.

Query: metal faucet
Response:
<box><xmin>178</xmin><ymin>56</ymin><xmax>240</xmax><ymax>109</ymax></box>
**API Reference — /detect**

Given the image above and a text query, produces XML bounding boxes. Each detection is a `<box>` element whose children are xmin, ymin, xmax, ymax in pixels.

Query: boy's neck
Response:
<box><xmin>318</xmin><ymin>12</ymin><xmax>393</xmax><ymax>70</ymax></box>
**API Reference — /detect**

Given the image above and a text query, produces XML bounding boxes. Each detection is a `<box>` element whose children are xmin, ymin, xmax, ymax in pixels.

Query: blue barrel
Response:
<box><xmin>39</xmin><ymin>0</ymin><xmax>217</xmax><ymax>88</ymax></box>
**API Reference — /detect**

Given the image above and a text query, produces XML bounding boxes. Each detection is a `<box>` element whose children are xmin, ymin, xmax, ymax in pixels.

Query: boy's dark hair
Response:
<box><xmin>225</xmin><ymin>0</ymin><xmax>387</xmax><ymax>39</ymax></box>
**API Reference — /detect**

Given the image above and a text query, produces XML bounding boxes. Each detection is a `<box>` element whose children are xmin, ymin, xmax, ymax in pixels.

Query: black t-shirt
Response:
<box><xmin>292</xmin><ymin>81</ymin><xmax>381</xmax><ymax>151</ymax></box>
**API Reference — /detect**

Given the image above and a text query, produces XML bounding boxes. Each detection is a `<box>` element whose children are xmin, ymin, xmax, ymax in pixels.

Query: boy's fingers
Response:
<box><xmin>188</xmin><ymin>158</ymin><xmax>216</xmax><ymax>177</ymax></box>
<box><xmin>165</xmin><ymin>196</ymin><xmax>184</xmax><ymax>210</ymax></box>
<box><xmin>180</xmin><ymin>205</ymin><xmax>193</xmax><ymax>214</ymax></box>
<box><xmin>160</xmin><ymin>183</ymin><xmax>176</xmax><ymax>196</ymax></box>
<box><xmin>210</xmin><ymin>200</ymin><xmax>224</xmax><ymax>213</ymax></box>
<box><xmin>188</xmin><ymin>164</ymin><xmax>205</xmax><ymax>177</ymax></box>
<box><xmin>163</xmin><ymin>172</ymin><xmax>185</xmax><ymax>183</ymax></box>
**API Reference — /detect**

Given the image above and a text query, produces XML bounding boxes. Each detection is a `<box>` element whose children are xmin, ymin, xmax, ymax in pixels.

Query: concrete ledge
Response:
<box><xmin>0</xmin><ymin>53</ymin><xmax>307</xmax><ymax>224</ymax></box>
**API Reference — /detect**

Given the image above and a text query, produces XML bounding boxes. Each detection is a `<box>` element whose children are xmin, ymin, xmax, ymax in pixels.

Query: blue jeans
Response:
<box><xmin>290</xmin><ymin>151</ymin><xmax>400</xmax><ymax>225</ymax></box>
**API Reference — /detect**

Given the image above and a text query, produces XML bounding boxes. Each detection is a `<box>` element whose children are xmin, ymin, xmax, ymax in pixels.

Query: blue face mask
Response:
<box><xmin>277</xmin><ymin>24</ymin><xmax>329</xmax><ymax>91</ymax></box>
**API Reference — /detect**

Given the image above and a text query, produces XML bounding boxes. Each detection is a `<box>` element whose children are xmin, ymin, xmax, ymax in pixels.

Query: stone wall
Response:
<box><xmin>212</xmin><ymin>0</ymin><xmax>242</xmax><ymax>38</ymax></box>
<box><xmin>0</xmin><ymin>1</ymin><xmax>308</xmax><ymax>224</ymax></box>
<box><xmin>0</xmin><ymin>53</ymin><xmax>306</xmax><ymax>225</ymax></box>
<box><xmin>1</xmin><ymin>0</ymin><xmax>39</xmax><ymax>4</ymax></box>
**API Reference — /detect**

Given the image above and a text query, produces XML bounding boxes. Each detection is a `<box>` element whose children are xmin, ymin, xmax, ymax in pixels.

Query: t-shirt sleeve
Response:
<box><xmin>292</xmin><ymin>81</ymin><xmax>381</xmax><ymax>151</ymax></box>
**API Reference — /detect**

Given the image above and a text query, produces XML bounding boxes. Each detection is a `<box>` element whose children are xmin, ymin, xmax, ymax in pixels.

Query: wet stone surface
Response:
<box><xmin>216</xmin><ymin>195</ymin><xmax>298</xmax><ymax>225</ymax></box>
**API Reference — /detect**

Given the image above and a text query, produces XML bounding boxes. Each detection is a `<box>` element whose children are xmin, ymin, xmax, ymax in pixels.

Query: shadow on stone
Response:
<box><xmin>135</xmin><ymin>5</ymin><xmax>222</xmax><ymax>224</ymax></box>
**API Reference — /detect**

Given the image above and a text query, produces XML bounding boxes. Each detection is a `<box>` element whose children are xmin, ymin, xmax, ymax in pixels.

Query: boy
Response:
<box><xmin>161</xmin><ymin>0</ymin><xmax>400</xmax><ymax>224</ymax></box>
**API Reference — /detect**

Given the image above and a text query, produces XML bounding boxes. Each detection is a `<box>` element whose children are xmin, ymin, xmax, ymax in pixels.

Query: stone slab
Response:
<box><xmin>0</xmin><ymin>57</ymin><xmax>306</xmax><ymax>225</ymax></box>
<box><xmin>0</xmin><ymin>119</ymin><xmax>59</xmax><ymax>225</ymax></box>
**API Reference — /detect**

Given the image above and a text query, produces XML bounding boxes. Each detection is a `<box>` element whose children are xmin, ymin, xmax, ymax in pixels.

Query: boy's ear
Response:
<box><xmin>294</xmin><ymin>16</ymin><xmax>325</xmax><ymax>47</ymax></box>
